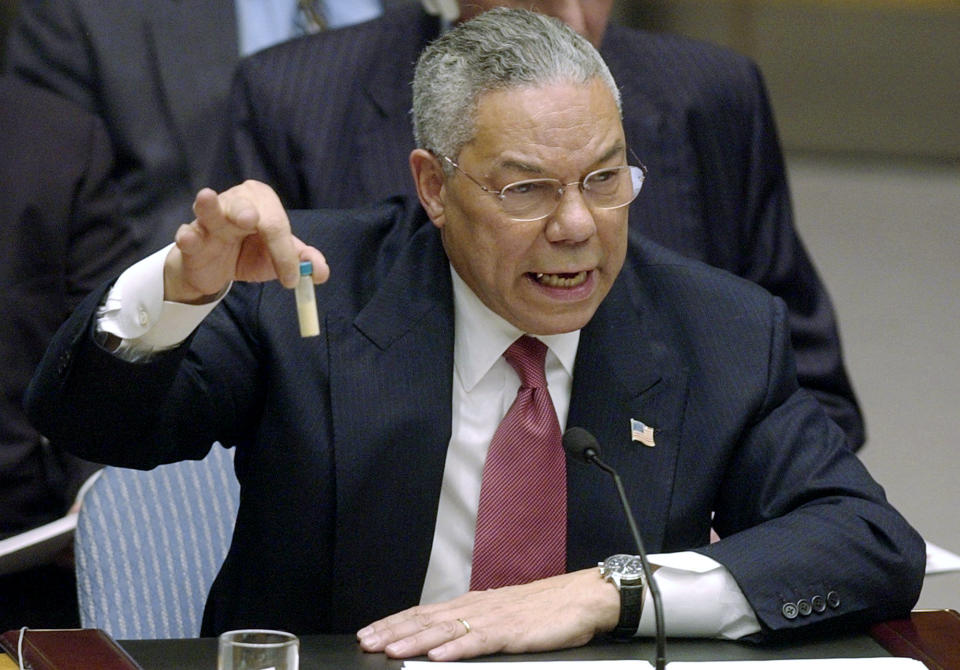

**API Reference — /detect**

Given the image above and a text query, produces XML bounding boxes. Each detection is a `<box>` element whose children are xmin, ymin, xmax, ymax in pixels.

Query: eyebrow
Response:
<box><xmin>495</xmin><ymin>141</ymin><xmax>627</xmax><ymax>177</ymax></box>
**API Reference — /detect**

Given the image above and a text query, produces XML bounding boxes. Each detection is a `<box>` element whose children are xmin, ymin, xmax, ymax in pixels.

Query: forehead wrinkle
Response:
<box><xmin>595</xmin><ymin>141</ymin><xmax>627</xmax><ymax>164</ymax></box>
<box><xmin>465</xmin><ymin>79</ymin><xmax>624</xmax><ymax>177</ymax></box>
<box><xmin>498</xmin><ymin>157</ymin><xmax>548</xmax><ymax>176</ymax></box>
<box><xmin>492</xmin><ymin>138</ymin><xmax>627</xmax><ymax>179</ymax></box>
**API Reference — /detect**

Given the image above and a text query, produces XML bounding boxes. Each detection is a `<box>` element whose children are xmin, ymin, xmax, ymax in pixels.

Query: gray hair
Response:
<box><xmin>412</xmin><ymin>8</ymin><xmax>621</xmax><ymax>163</ymax></box>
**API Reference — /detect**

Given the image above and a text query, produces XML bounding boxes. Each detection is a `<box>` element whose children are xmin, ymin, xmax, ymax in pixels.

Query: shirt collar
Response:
<box><xmin>451</xmin><ymin>266</ymin><xmax>579</xmax><ymax>392</ymax></box>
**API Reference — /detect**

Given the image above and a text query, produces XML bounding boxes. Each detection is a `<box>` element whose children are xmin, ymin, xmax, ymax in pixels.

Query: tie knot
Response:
<box><xmin>296</xmin><ymin>0</ymin><xmax>326</xmax><ymax>33</ymax></box>
<box><xmin>504</xmin><ymin>336</ymin><xmax>548</xmax><ymax>389</ymax></box>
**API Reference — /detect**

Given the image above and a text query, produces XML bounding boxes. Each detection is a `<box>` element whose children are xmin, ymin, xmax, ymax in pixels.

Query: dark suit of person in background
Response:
<box><xmin>5</xmin><ymin>0</ymin><xmax>241</xmax><ymax>254</ymax></box>
<box><xmin>215</xmin><ymin>0</ymin><xmax>866</xmax><ymax>450</ymax></box>
<box><xmin>0</xmin><ymin>77</ymin><xmax>138</xmax><ymax>627</ymax></box>
<box><xmin>4</xmin><ymin>0</ymin><xmax>410</xmax><ymax>255</ymax></box>
<box><xmin>27</xmin><ymin>10</ymin><xmax>921</xmax><ymax>657</ymax></box>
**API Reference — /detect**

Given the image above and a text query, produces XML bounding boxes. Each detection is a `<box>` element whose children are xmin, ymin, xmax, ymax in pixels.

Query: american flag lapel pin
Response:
<box><xmin>630</xmin><ymin>418</ymin><xmax>656</xmax><ymax>447</ymax></box>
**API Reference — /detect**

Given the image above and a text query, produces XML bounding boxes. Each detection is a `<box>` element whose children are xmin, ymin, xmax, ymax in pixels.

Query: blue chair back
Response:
<box><xmin>74</xmin><ymin>444</ymin><xmax>240</xmax><ymax>639</ymax></box>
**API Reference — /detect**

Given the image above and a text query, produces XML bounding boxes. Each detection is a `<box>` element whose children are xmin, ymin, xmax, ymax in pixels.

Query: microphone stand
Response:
<box><xmin>583</xmin><ymin>447</ymin><xmax>667</xmax><ymax>670</ymax></box>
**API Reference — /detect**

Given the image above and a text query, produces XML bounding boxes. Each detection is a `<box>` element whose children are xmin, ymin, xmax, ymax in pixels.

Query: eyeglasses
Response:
<box><xmin>440</xmin><ymin>155</ymin><xmax>647</xmax><ymax>222</ymax></box>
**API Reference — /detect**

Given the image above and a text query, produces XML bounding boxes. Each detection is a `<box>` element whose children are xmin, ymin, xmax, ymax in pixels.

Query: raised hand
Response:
<box><xmin>163</xmin><ymin>181</ymin><xmax>329</xmax><ymax>303</ymax></box>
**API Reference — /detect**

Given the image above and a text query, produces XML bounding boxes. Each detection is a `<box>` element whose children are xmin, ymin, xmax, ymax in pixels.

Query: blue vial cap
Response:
<box><xmin>299</xmin><ymin>260</ymin><xmax>312</xmax><ymax>276</ymax></box>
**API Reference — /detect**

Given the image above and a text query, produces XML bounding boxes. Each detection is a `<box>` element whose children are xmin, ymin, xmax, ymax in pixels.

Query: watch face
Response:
<box><xmin>605</xmin><ymin>554</ymin><xmax>644</xmax><ymax>580</ymax></box>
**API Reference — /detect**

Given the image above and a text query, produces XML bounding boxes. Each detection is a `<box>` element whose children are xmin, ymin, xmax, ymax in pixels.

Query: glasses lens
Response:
<box><xmin>493</xmin><ymin>165</ymin><xmax>645</xmax><ymax>221</ymax></box>
<box><xmin>499</xmin><ymin>179</ymin><xmax>562</xmax><ymax>220</ymax></box>
<box><xmin>583</xmin><ymin>166</ymin><xmax>639</xmax><ymax>209</ymax></box>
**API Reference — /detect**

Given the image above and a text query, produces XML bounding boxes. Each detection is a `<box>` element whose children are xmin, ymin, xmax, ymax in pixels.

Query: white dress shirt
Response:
<box><xmin>235</xmin><ymin>0</ymin><xmax>384</xmax><ymax>56</ymax></box>
<box><xmin>97</xmin><ymin>249</ymin><xmax>760</xmax><ymax>639</ymax></box>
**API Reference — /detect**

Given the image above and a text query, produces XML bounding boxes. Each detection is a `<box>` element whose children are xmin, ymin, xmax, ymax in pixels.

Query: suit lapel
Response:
<box><xmin>320</xmin><ymin>206</ymin><xmax>691</xmax><ymax>610</ymax></box>
<box><xmin>146</xmin><ymin>0</ymin><xmax>238</xmax><ymax>190</ymax></box>
<box><xmin>354</xmin><ymin>8</ymin><xmax>441</xmax><ymax>202</ymax></box>
<box><xmin>327</xmin><ymin>221</ymin><xmax>454</xmax><ymax>620</ymax></box>
<box><xmin>566</xmin><ymin>274</ymin><xmax>689</xmax><ymax>568</ymax></box>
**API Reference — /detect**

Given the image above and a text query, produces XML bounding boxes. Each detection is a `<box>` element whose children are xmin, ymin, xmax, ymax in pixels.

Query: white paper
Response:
<box><xmin>925</xmin><ymin>541</ymin><xmax>960</xmax><ymax>574</ymax></box>
<box><xmin>0</xmin><ymin>514</ymin><xmax>77</xmax><ymax>576</ymax></box>
<box><xmin>0</xmin><ymin>470</ymin><xmax>101</xmax><ymax>576</ymax></box>
<box><xmin>405</xmin><ymin>658</ymin><xmax>925</xmax><ymax>669</ymax></box>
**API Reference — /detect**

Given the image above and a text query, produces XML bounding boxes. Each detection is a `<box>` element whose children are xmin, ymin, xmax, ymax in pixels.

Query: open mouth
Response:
<box><xmin>531</xmin><ymin>271</ymin><xmax>589</xmax><ymax>288</ymax></box>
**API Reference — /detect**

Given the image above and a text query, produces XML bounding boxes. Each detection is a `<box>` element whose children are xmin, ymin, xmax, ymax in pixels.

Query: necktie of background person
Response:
<box><xmin>470</xmin><ymin>335</ymin><xmax>567</xmax><ymax>591</ymax></box>
<box><xmin>295</xmin><ymin>0</ymin><xmax>326</xmax><ymax>33</ymax></box>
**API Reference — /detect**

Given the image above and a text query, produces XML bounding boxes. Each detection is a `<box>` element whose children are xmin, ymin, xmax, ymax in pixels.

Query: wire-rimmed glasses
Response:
<box><xmin>440</xmin><ymin>155</ymin><xmax>647</xmax><ymax>222</ymax></box>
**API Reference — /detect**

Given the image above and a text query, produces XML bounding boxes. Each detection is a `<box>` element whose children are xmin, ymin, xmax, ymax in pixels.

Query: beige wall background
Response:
<box><xmin>614</xmin><ymin>0</ymin><xmax>960</xmax><ymax>162</ymax></box>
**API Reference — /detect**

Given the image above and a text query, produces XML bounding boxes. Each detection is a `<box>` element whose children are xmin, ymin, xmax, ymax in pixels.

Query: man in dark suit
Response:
<box><xmin>216</xmin><ymin>0</ymin><xmax>866</xmax><ymax>451</ymax></box>
<box><xmin>4</xmin><ymin>0</ymin><xmax>408</xmax><ymax>255</ymax></box>
<box><xmin>0</xmin><ymin>77</ymin><xmax>138</xmax><ymax>627</ymax></box>
<box><xmin>28</xmin><ymin>9</ymin><xmax>921</xmax><ymax>658</ymax></box>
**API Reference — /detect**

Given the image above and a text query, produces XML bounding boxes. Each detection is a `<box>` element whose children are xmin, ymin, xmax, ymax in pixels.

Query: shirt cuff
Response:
<box><xmin>97</xmin><ymin>244</ymin><xmax>229</xmax><ymax>359</ymax></box>
<box><xmin>636</xmin><ymin>551</ymin><xmax>761</xmax><ymax>639</ymax></box>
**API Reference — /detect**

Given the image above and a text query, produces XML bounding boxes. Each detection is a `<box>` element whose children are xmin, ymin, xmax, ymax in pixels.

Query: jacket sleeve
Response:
<box><xmin>698</xmin><ymin>297</ymin><xmax>923</xmax><ymax>638</ymax></box>
<box><xmin>24</xmin><ymin>281</ymin><xmax>264</xmax><ymax>470</ymax></box>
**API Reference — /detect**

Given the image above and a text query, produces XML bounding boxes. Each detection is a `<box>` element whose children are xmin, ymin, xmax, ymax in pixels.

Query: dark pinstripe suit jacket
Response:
<box><xmin>0</xmin><ymin>79</ymin><xmax>138</xmax><ymax>538</ymax></box>
<box><xmin>5</xmin><ymin>0</ymin><xmax>413</xmax><ymax>255</ymax></box>
<box><xmin>215</xmin><ymin>4</ymin><xmax>866</xmax><ymax>450</ymax></box>
<box><xmin>27</xmin><ymin>198</ymin><xmax>922</xmax><ymax>639</ymax></box>
<box><xmin>6</xmin><ymin>0</ymin><xmax>240</xmax><ymax>254</ymax></box>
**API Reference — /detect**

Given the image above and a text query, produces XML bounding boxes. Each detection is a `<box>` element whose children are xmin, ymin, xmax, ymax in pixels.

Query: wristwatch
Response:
<box><xmin>599</xmin><ymin>553</ymin><xmax>646</xmax><ymax>638</ymax></box>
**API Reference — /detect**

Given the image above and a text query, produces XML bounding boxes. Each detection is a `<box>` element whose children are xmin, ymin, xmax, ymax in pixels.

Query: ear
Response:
<box><xmin>409</xmin><ymin>149</ymin><xmax>447</xmax><ymax>229</ymax></box>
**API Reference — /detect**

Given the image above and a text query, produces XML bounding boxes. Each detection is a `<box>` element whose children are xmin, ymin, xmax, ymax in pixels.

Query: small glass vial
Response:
<box><xmin>295</xmin><ymin>260</ymin><xmax>320</xmax><ymax>338</ymax></box>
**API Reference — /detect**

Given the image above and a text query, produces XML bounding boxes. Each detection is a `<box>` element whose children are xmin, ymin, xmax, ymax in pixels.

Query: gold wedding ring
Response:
<box><xmin>457</xmin><ymin>617</ymin><xmax>472</xmax><ymax>635</ymax></box>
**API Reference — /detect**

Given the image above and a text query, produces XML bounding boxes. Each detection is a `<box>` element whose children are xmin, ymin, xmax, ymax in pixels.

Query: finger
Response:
<box><xmin>174</xmin><ymin>190</ymin><xmax>221</xmax><ymax>254</ymax></box>
<box><xmin>193</xmin><ymin>187</ymin><xmax>229</xmax><ymax>232</ymax></box>
<box><xmin>185</xmin><ymin>188</ymin><xmax>259</xmax><ymax>252</ymax></box>
<box><xmin>233</xmin><ymin>181</ymin><xmax>300</xmax><ymax>288</ymax></box>
<box><xmin>383</xmin><ymin>618</ymin><xmax>474</xmax><ymax>659</ymax></box>
<box><xmin>427</xmin><ymin>629</ymin><xmax>493</xmax><ymax>662</ymax></box>
<box><xmin>221</xmin><ymin>192</ymin><xmax>262</xmax><ymax>236</ymax></box>
<box><xmin>299</xmin><ymin>247</ymin><xmax>331</xmax><ymax>284</ymax></box>
<box><xmin>357</xmin><ymin>608</ymin><xmax>436</xmax><ymax>651</ymax></box>
<box><xmin>173</xmin><ymin>220</ymin><xmax>205</xmax><ymax>255</ymax></box>
<box><xmin>357</xmin><ymin>590</ymin><xmax>494</xmax><ymax>651</ymax></box>
<box><xmin>257</xmin><ymin>223</ymin><xmax>298</xmax><ymax>288</ymax></box>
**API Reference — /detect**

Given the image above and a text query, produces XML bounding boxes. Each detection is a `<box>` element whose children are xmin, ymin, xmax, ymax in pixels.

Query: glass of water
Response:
<box><xmin>217</xmin><ymin>629</ymin><xmax>299</xmax><ymax>670</ymax></box>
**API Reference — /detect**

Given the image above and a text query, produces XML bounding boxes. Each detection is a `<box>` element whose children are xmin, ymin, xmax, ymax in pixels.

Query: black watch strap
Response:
<box><xmin>612</xmin><ymin>578</ymin><xmax>645</xmax><ymax>638</ymax></box>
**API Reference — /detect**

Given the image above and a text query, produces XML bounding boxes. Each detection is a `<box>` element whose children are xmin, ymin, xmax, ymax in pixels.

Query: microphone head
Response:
<box><xmin>562</xmin><ymin>426</ymin><xmax>601</xmax><ymax>464</ymax></box>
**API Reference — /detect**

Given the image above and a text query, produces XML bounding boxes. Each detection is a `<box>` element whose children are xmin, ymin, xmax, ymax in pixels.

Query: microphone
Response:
<box><xmin>562</xmin><ymin>427</ymin><xmax>666</xmax><ymax>670</ymax></box>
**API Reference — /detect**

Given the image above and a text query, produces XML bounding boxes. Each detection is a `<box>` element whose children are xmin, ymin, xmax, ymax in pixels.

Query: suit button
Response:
<box><xmin>811</xmin><ymin>595</ymin><xmax>827</xmax><ymax>612</ymax></box>
<box><xmin>826</xmin><ymin>591</ymin><xmax>841</xmax><ymax>609</ymax></box>
<box><xmin>797</xmin><ymin>599</ymin><xmax>813</xmax><ymax>616</ymax></box>
<box><xmin>781</xmin><ymin>602</ymin><xmax>799</xmax><ymax>620</ymax></box>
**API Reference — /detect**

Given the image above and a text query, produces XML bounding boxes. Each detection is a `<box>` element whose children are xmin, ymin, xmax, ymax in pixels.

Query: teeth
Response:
<box><xmin>533</xmin><ymin>271</ymin><xmax>588</xmax><ymax>288</ymax></box>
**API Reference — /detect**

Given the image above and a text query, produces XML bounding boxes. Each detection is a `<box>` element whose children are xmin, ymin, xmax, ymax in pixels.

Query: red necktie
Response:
<box><xmin>470</xmin><ymin>335</ymin><xmax>567</xmax><ymax>590</ymax></box>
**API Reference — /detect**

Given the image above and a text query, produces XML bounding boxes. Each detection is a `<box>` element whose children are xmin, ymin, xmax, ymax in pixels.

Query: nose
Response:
<box><xmin>545</xmin><ymin>183</ymin><xmax>596</xmax><ymax>244</ymax></box>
